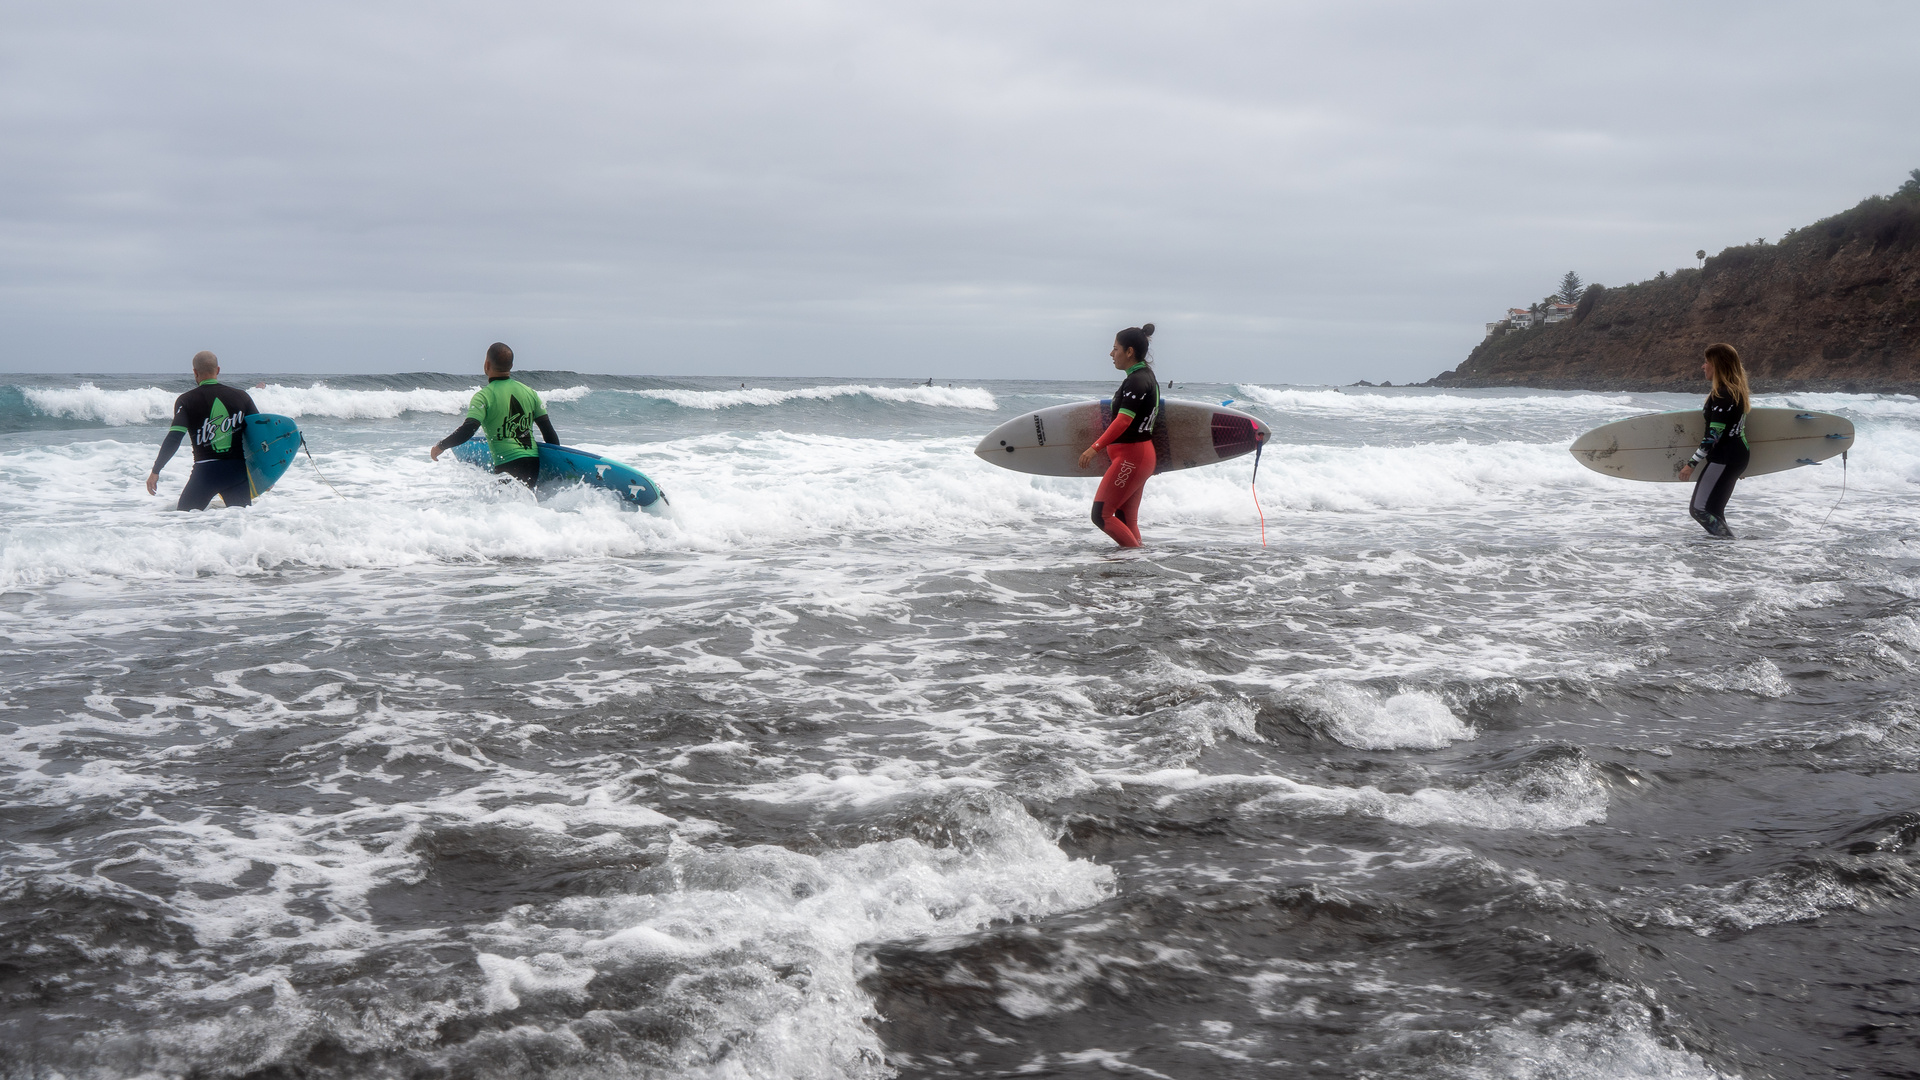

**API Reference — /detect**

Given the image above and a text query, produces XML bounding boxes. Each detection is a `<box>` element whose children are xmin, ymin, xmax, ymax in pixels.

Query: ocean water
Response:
<box><xmin>2</xmin><ymin>371</ymin><xmax>1918</xmax><ymax>1080</ymax></box>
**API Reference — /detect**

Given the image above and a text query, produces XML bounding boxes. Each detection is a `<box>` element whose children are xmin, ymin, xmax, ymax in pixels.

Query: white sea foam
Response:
<box><xmin>1757</xmin><ymin>390</ymin><xmax>1920</xmax><ymax>421</ymax></box>
<box><xmin>0</xmin><ymin>431</ymin><xmax>1076</xmax><ymax>585</ymax></box>
<box><xmin>1623</xmin><ymin>858</ymin><xmax>1920</xmax><ymax>937</ymax></box>
<box><xmin>1231</xmin><ymin>384</ymin><xmax>1646</xmax><ymax>417</ymax></box>
<box><xmin>254</xmin><ymin>383</ymin><xmax>592</xmax><ymax>418</ymax></box>
<box><xmin>18</xmin><ymin>701</ymin><xmax>1111</xmax><ymax>1076</ymax></box>
<box><xmin>1435</xmin><ymin>1004</ymin><xmax>1734</xmax><ymax>1079</ymax></box>
<box><xmin>7</xmin><ymin>382</ymin><xmax>1919</xmax><ymax>1077</ymax></box>
<box><xmin>464</xmin><ymin>790</ymin><xmax>1113</xmax><ymax>1075</ymax></box>
<box><xmin>1696</xmin><ymin>658</ymin><xmax>1791</xmax><ymax>698</ymax></box>
<box><xmin>1286</xmin><ymin>685</ymin><xmax>1477</xmax><ymax>749</ymax></box>
<box><xmin>21</xmin><ymin>383</ymin><xmax>178</xmax><ymax>425</ymax></box>
<box><xmin>19</xmin><ymin>381</ymin><xmax>592</xmax><ymax>424</ymax></box>
<box><xmin>9</xmin><ymin>388</ymin><xmax>1919</xmax><ymax>589</ymax></box>
<box><xmin>620</xmin><ymin>382</ymin><xmax>998</xmax><ymax>410</ymax></box>
<box><xmin>1102</xmin><ymin>754</ymin><xmax>1608</xmax><ymax>833</ymax></box>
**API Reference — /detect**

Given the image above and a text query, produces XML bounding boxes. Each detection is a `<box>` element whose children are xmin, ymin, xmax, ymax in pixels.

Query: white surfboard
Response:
<box><xmin>974</xmin><ymin>397</ymin><xmax>1270</xmax><ymax>477</ymax></box>
<box><xmin>1570</xmin><ymin>407</ymin><xmax>1854</xmax><ymax>482</ymax></box>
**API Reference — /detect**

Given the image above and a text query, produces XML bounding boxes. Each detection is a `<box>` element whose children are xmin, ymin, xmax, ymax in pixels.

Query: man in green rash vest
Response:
<box><xmin>428</xmin><ymin>342</ymin><xmax>560</xmax><ymax>487</ymax></box>
<box><xmin>146</xmin><ymin>350</ymin><xmax>260</xmax><ymax>510</ymax></box>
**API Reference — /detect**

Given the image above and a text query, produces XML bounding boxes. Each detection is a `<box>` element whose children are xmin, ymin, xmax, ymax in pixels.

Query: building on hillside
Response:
<box><xmin>1487</xmin><ymin>308</ymin><xmax>1531</xmax><ymax>336</ymax></box>
<box><xmin>1485</xmin><ymin>302</ymin><xmax>1578</xmax><ymax>337</ymax></box>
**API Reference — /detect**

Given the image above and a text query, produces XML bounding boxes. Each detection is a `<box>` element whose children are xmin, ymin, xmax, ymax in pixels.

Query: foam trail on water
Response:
<box><xmin>1102</xmin><ymin>750</ymin><xmax>1610</xmax><ymax>832</ymax></box>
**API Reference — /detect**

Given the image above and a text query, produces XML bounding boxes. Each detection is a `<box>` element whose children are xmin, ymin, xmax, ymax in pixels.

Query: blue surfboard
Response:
<box><xmin>453</xmin><ymin>438</ymin><xmax>668</xmax><ymax>511</ymax></box>
<box><xmin>242</xmin><ymin>414</ymin><xmax>302</xmax><ymax>498</ymax></box>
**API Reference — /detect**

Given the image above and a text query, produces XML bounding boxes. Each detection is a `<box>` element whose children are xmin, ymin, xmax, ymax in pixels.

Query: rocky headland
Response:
<box><xmin>1430</xmin><ymin>176</ymin><xmax>1920</xmax><ymax>392</ymax></box>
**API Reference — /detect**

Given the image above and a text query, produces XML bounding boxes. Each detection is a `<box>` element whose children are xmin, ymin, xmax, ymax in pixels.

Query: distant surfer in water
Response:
<box><xmin>146</xmin><ymin>351</ymin><xmax>260</xmax><ymax>510</ymax></box>
<box><xmin>1077</xmin><ymin>323</ymin><xmax>1161</xmax><ymax>548</ymax></box>
<box><xmin>429</xmin><ymin>342</ymin><xmax>560</xmax><ymax>488</ymax></box>
<box><xmin>1677</xmin><ymin>342</ymin><xmax>1751</xmax><ymax>538</ymax></box>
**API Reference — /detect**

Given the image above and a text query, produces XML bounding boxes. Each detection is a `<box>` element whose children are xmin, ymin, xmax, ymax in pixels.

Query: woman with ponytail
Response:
<box><xmin>1677</xmin><ymin>342</ymin><xmax>1752</xmax><ymax>537</ymax></box>
<box><xmin>1077</xmin><ymin>323</ymin><xmax>1161</xmax><ymax>547</ymax></box>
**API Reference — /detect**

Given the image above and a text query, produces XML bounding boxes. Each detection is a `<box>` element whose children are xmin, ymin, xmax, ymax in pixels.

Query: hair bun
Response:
<box><xmin>1140</xmin><ymin>323</ymin><xmax>1155</xmax><ymax>337</ymax></box>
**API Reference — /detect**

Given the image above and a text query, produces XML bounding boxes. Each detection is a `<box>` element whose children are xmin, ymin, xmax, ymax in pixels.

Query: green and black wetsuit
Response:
<box><xmin>433</xmin><ymin>376</ymin><xmax>560</xmax><ymax>486</ymax></box>
<box><xmin>152</xmin><ymin>379</ymin><xmax>260</xmax><ymax>510</ymax></box>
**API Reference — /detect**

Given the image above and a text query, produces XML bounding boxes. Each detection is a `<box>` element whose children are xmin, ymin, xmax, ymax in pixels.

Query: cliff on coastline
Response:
<box><xmin>1431</xmin><ymin>177</ymin><xmax>1920</xmax><ymax>392</ymax></box>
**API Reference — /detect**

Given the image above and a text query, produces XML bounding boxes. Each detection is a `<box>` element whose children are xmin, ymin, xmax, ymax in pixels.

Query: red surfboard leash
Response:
<box><xmin>1251</xmin><ymin>432</ymin><xmax>1266</xmax><ymax>547</ymax></box>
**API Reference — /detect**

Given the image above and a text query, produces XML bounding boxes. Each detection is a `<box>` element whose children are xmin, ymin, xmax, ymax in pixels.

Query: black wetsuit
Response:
<box><xmin>152</xmin><ymin>380</ymin><xmax>260</xmax><ymax>510</ymax></box>
<box><xmin>1108</xmin><ymin>364</ymin><xmax>1161</xmax><ymax>444</ymax></box>
<box><xmin>1687</xmin><ymin>391</ymin><xmax>1749</xmax><ymax>537</ymax></box>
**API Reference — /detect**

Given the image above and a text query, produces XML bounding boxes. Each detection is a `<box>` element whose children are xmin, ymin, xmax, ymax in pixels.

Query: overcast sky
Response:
<box><xmin>4</xmin><ymin>0</ymin><xmax>1916</xmax><ymax>382</ymax></box>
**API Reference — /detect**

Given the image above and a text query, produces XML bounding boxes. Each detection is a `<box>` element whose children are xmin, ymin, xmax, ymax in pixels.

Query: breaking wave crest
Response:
<box><xmin>614</xmin><ymin>383</ymin><xmax>998</xmax><ymax>410</ymax></box>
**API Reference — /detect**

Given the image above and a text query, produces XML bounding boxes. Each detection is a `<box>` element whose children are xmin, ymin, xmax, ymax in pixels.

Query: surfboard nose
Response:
<box><xmin>974</xmin><ymin>423</ymin><xmax>1019</xmax><ymax>461</ymax></box>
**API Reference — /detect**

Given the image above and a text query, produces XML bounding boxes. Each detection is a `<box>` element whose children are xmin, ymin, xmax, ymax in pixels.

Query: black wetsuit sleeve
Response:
<box><xmin>536</xmin><ymin>416</ymin><xmax>559</xmax><ymax>445</ymax></box>
<box><xmin>152</xmin><ymin>429</ymin><xmax>185</xmax><ymax>473</ymax></box>
<box><xmin>434</xmin><ymin>418</ymin><xmax>481</xmax><ymax>453</ymax></box>
<box><xmin>1689</xmin><ymin>394</ymin><xmax>1741</xmax><ymax>466</ymax></box>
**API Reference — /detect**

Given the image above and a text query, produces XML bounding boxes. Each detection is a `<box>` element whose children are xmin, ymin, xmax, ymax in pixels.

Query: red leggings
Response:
<box><xmin>1091</xmin><ymin>440</ymin><xmax>1154</xmax><ymax>547</ymax></box>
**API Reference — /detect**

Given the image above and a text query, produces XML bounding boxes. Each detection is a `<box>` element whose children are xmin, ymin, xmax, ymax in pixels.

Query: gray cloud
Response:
<box><xmin>3</xmin><ymin>0</ymin><xmax>1917</xmax><ymax>380</ymax></box>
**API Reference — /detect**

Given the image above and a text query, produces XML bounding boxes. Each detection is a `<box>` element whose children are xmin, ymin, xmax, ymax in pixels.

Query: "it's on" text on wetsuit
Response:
<box><xmin>151</xmin><ymin>379</ymin><xmax>260</xmax><ymax>510</ymax></box>
<box><xmin>433</xmin><ymin>376</ymin><xmax>560</xmax><ymax>487</ymax></box>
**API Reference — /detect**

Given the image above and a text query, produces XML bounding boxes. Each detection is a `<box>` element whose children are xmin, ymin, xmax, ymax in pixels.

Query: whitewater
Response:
<box><xmin>3</xmin><ymin>371</ymin><xmax>1918</xmax><ymax>1080</ymax></box>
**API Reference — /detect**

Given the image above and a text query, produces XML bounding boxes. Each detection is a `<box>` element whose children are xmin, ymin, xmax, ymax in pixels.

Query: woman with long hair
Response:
<box><xmin>1077</xmin><ymin>323</ymin><xmax>1160</xmax><ymax>547</ymax></box>
<box><xmin>1677</xmin><ymin>342</ymin><xmax>1751</xmax><ymax>537</ymax></box>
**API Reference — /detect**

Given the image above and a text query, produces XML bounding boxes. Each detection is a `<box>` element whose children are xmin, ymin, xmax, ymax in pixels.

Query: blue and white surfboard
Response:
<box><xmin>454</xmin><ymin>438</ymin><xmax>669</xmax><ymax>511</ymax></box>
<box><xmin>242</xmin><ymin>414</ymin><xmax>302</xmax><ymax>498</ymax></box>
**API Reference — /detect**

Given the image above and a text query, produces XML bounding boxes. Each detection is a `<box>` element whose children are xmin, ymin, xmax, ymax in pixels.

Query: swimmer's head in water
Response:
<box><xmin>191</xmin><ymin>351</ymin><xmax>218</xmax><ymax>379</ymax></box>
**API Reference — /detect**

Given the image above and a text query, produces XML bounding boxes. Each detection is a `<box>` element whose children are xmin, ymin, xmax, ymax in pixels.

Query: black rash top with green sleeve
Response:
<box><xmin>1108</xmin><ymin>362</ymin><xmax>1161</xmax><ymax>444</ymax></box>
<box><xmin>1689</xmin><ymin>390</ymin><xmax>1750</xmax><ymax>466</ymax></box>
<box><xmin>152</xmin><ymin>380</ymin><xmax>259</xmax><ymax>473</ymax></box>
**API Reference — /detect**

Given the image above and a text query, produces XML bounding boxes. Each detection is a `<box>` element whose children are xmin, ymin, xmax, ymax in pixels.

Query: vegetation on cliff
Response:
<box><xmin>1432</xmin><ymin>171</ymin><xmax>1920</xmax><ymax>391</ymax></box>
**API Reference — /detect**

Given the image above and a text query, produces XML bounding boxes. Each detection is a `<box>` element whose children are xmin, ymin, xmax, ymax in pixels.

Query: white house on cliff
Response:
<box><xmin>1486</xmin><ymin>302</ymin><xmax>1578</xmax><ymax>337</ymax></box>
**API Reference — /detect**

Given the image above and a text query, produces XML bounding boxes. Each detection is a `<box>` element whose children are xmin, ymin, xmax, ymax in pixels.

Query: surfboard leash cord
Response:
<box><xmin>1821</xmin><ymin>449</ymin><xmax>1848</xmax><ymax>526</ymax></box>
<box><xmin>1251</xmin><ymin>439</ymin><xmax>1266</xmax><ymax>547</ymax></box>
<box><xmin>302</xmin><ymin>437</ymin><xmax>347</xmax><ymax>499</ymax></box>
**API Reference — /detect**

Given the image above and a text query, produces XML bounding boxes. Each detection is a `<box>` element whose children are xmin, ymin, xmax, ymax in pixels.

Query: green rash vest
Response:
<box><xmin>466</xmin><ymin>377</ymin><xmax>548</xmax><ymax>465</ymax></box>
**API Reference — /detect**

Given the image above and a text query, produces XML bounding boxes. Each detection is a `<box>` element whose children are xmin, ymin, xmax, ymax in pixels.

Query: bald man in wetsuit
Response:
<box><xmin>145</xmin><ymin>351</ymin><xmax>260</xmax><ymax>510</ymax></box>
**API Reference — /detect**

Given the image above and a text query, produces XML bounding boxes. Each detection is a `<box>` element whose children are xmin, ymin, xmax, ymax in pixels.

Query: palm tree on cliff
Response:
<box><xmin>1555</xmin><ymin>272</ymin><xmax>1583</xmax><ymax>305</ymax></box>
